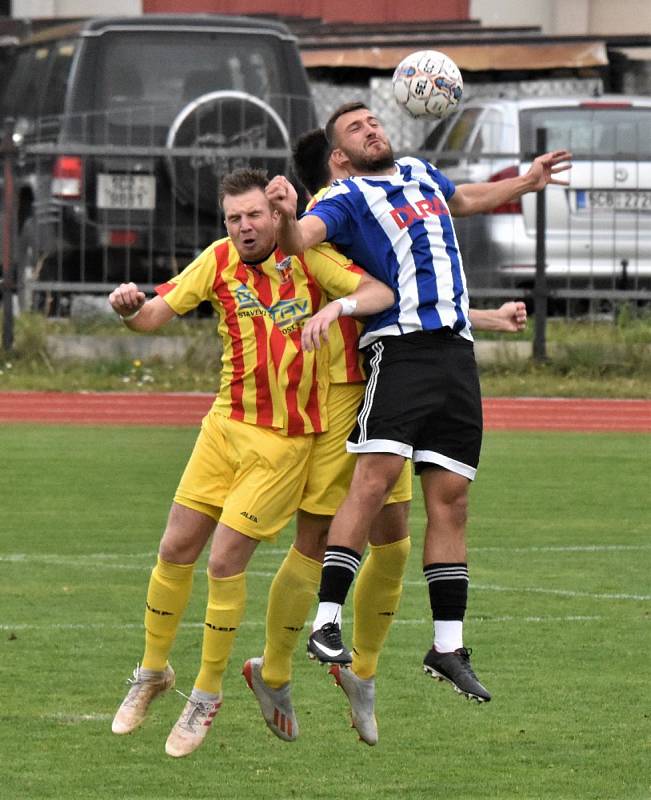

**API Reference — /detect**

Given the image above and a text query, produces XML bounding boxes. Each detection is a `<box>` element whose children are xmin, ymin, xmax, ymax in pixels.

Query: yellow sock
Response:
<box><xmin>262</xmin><ymin>546</ymin><xmax>321</xmax><ymax>688</ymax></box>
<box><xmin>194</xmin><ymin>571</ymin><xmax>246</xmax><ymax>695</ymax></box>
<box><xmin>142</xmin><ymin>557</ymin><xmax>195</xmax><ymax>671</ymax></box>
<box><xmin>352</xmin><ymin>537</ymin><xmax>411</xmax><ymax>680</ymax></box>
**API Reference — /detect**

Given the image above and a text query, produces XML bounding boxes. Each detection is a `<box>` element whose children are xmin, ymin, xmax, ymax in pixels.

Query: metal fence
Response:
<box><xmin>2</xmin><ymin>93</ymin><xmax>651</xmax><ymax>354</ymax></box>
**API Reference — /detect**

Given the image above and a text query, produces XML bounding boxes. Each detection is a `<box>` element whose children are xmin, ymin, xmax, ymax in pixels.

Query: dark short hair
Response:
<box><xmin>292</xmin><ymin>128</ymin><xmax>331</xmax><ymax>196</ymax></box>
<box><xmin>324</xmin><ymin>101</ymin><xmax>369</xmax><ymax>147</ymax></box>
<box><xmin>218</xmin><ymin>167</ymin><xmax>268</xmax><ymax>204</ymax></box>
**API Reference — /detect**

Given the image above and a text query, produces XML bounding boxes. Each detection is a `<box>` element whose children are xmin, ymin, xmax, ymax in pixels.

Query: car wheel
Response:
<box><xmin>165</xmin><ymin>90</ymin><xmax>291</xmax><ymax>215</ymax></box>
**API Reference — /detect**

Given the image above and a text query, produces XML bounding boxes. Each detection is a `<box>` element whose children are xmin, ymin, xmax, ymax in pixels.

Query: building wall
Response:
<box><xmin>470</xmin><ymin>0</ymin><xmax>651</xmax><ymax>36</ymax></box>
<box><xmin>12</xmin><ymin>0</ymin><xmax>141</xmax><ymax>16</ymax></box>
<box><xmin>589</xmin><ymin>0</ymin><xmax>651</xmax><ymax>34</ymax></box>
<box><xmin>10</xmin><ymin>0</ymin><xmax>650</xmax><ymax>33</ymax></box>
<box><xmin>141</xmin><ymin>0</ymin><xmax>469</xmax><ymax>23</ymax></box>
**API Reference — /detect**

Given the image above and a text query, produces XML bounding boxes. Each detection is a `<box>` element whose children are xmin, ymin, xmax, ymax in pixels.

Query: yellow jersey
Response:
<box><xmin>156</xmin><ymin>238</ymin><xmax>361</xmax><ymax>435</ymax></box>
<box><xmin>307</xmin><ymin>187</ymin><xmax>365</xmax><ymax>385</ymax></box>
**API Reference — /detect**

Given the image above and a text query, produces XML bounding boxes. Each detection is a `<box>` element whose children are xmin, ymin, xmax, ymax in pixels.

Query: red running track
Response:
<box><xmin>0</xmin><ymin>392</ymin><xmax>650</xmax><ymax>432</ymax></box>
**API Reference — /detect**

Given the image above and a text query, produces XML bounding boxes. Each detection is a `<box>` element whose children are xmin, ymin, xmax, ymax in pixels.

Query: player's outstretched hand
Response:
<box><xmin>301</xmin><ymin>301</ymin><xmax>345</xmax><ymax>352</ymax></box>
<box><xmin>266</xmin><ymin>175</ymin><xmax>298</xmax><ymax>217</ymax></box>
<box><xmin>109</xmin><ymin>282</ymin><xmax>146</xmax><ymax>318</ymax></box>
<box><xmin>526</xmin><ymin>149</ymin><xmax>572</xmax><ymax>191</ymax></box>
<box><xmin>497</xmin><ymin>300</ymin><xmax>527</xmax><ymax>332</ymax></box>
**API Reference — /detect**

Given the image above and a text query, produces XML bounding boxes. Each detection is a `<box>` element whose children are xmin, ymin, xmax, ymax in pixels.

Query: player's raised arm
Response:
<box><xmin>301</xmin><ymin>274</ymin><xmax>395</xmax><ymax>352</ymax></box>
<box><xmin>469</xmin><ymin>301</ymin><xmax>527</xmax><ymax>333</ymax></box>
<box><xmin>108</xmin><ymin>282</ymin><xmax>176</xmax><ymax>331</ymax></box>
<box><xmin>449</xmin><ymin>150</ymin><xmax>572</xmax><ymax>218</ymax></box>
<box><xmin>266</xmin><ymin>175</ymin><xmax>327</xmax><ymax>254</ymax></box>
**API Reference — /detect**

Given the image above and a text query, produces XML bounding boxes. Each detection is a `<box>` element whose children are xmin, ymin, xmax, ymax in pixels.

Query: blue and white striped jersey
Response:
<box><xmin>306</xmin><ymin>156</ymin><xmax>472</xmax><ymax>347</ymax></box>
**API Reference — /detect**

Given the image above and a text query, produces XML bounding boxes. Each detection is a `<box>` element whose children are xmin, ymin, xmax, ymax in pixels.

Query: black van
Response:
<box><xmin>0</xmin><ymin>15</ymin><xmax>316</xmax><ymax>311</ymax></box>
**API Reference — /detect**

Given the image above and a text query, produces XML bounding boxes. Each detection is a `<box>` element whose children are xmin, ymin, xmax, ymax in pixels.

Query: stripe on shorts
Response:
<box><xmin>356</xmin><ymin>341</ymin><xmax>384</xmax><ymax>443</ymax></box>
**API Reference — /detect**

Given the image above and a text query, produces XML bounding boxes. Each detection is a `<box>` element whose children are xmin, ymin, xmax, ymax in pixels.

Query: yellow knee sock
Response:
<box><xmin>194</xmin><ymin>571</ymin><xmax>246</xmax><ymax>695</ymax></box>
<box><xmin>262</xmin><ymin>546</ymin><xmax>321</xmax><ymax>688</ymax></box>
<box><xmin>352</xmin><ymin>537</ymin><xmax>411</xmax><ymax>680</ymax></box>
<box><xmin>142</xmin><ymin>557</ymin><xmax>195</xmax><ymax>671</ymax></box>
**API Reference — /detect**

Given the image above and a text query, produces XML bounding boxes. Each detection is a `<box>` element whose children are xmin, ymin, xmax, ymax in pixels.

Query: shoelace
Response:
<box><xmin>455</xmin><ymin>648</ymin><xmax>480</xmax><ymax>678</ymax></box>
<box><xmin>126</xmin><ymin>662</ymin><xmax>165</xmax><ymax>687</ymax></box>
<box><xmin>126</xmin><ymin>662</ymin><xmax>143</xmax><ymax>686</ymax></box>
<box><xmin>174</xmin><ymin>688</ymin><xmax>217</xmax><ymax>730</ymax></box>
<box><xmin>321</xmin><ymin>622</ymin><xmax>345</xmax><ymax>647</ymax></box>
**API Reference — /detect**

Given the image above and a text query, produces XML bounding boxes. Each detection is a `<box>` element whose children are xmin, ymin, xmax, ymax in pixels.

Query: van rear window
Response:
<box><xmin>89</xmin><ymin>31</ymin><xmax>283</xmax><ymax>126</ymax></box>
<box><xmin>520</xmin><ymin>107</ymin><xmax>651</xmax><ymax>158</ymax></box>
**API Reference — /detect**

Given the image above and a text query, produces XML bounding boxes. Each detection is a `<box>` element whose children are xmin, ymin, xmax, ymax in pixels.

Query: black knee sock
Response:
<box><xmin>318</xmin><ymin>546</ymin><xmax>362</xmax><ymax>605</ymax></box>
<box><xmin>423</xmin><ymin>562</ymin><xmax>469</xmax><ymax>620</ymax></box>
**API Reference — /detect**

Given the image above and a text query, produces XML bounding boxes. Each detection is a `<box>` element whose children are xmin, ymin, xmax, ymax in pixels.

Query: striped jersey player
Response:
<box><xmin>267</xmin><ymin>101</ymin><xmax>571</xmax><ymax>710</ymax></box>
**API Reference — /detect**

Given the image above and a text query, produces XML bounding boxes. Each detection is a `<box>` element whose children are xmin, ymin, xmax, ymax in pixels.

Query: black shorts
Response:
<box><xmin>347</xmin><ymin>329</ymin><xmax>483</xmax><ymax>480</ymax></box>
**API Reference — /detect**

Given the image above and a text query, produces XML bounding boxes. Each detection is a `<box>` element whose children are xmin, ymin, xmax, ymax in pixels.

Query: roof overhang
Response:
<box><xmin>301</xmin><ymin>41</ymin><xmax>609</xmax><ymax>71</ymax></box>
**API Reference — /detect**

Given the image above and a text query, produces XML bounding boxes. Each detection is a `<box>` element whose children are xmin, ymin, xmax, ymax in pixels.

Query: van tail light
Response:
<box><xmin>108</xmin><ymin>230</ymin><xmax>139</xmax><ymax>247</ymax></box>
<box><xmin>487</xmin><ymin>165</ymin><xmax>522</xmax><ymax>214</ymax></box>
<box><xmin>52</xmin><ymin>156</ymin><xmax>83</xmax><ymax>199</ymax></box>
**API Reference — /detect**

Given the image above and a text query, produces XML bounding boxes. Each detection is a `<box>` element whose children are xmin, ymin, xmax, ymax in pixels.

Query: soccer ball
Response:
<box><xmin>392</xmin><ymin>50</ymin><xmax>463</xmax><ymax>119</ymax></box>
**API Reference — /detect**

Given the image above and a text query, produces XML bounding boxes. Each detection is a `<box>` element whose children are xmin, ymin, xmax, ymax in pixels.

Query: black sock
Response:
<box><xmin>318</xmin><ymin>546</ymin><xmax>362</xmax><ymax>605</ymax></box>
<box><xmin>423</xmin><ymin>562</ymin><xmax>469</xmax><ymax>620</ymax></box>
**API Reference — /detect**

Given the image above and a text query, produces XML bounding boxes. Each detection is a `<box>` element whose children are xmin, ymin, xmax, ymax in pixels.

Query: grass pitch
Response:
<box><xmin>1</xmin><ymin>425</ymin><xmax>649</xmax><ymax>800</ymax></box>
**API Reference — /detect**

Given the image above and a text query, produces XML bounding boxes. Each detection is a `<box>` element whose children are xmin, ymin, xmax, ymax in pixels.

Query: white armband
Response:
<box><xmin>335</xmin><ymin>297</ymin><xmax>358</xmax><ymax>317</ymax></box>
<box><xmin>120</xmin><ymin>307</ymin><xmax>142</xmax><ymax>322</ymax></box>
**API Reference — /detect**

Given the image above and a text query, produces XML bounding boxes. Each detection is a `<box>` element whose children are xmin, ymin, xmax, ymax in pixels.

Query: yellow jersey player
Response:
<box><xmin>108</xmin><ymin>168</ymin><xmax>394</xmax><ymax>758</ymax></box>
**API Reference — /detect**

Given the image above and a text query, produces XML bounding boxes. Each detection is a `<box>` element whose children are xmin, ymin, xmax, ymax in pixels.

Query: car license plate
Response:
<box><xmin>97</xmin><ymin>174</ymin><xmax>156</xmax><ymax>210</ymax></box>
<box><xmin>574</xmin><ymin>189</ymin><xmax>651</xmax><ymax>212</ymax></box>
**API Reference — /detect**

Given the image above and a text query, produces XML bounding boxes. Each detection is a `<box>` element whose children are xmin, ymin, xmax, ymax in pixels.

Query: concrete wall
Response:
<box><xmin>470</xmin><ymin>0</ymin><xmax>651</xmax><ymax>36</ymax></box>
<box><xmin>12</xmin><ymin>0</ymin><xmax>141</xmax><ymax>17</ymax></box>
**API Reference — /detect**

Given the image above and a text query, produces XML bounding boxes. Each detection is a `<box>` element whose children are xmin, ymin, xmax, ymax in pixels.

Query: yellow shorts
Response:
<box><xmin>299</xmin><ymin>382</ymin><xmax>412</xmax><ymax>516</ymax></box>
<box><xmin>175</xmin><ymin>411</ymin><xmax>313</xmax><ymax>541</ymax></box>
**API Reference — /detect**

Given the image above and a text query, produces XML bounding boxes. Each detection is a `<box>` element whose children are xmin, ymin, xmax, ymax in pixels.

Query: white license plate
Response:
<box><xmin>97</xmin><ymin>174</ymin><xmax>156</xmax><ymax>210</ymax></box>
<box><xmin>574</xmin><ymin>189</ymin><xmax>651</xmax><ymax>212</ymax></box>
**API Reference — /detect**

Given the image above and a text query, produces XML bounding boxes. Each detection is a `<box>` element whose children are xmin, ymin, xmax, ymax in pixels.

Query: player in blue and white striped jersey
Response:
<box><xmin>303</xmin><ymin>154</ymin><xmax>472</xmax><ymax>349</ymax></box>
<box><xmin>267</xmin><ymin>102</ymin><xmax>571</xmax><ymax>710</ymax></box>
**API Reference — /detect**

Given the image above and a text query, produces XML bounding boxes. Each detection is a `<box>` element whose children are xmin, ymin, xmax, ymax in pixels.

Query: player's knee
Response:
<box><xmin>351</xmin><ymin>464</ymin><xmax>401</xmax><ymax>506</ymax></box>
<box><xmin>293</xmin><ymin>530</ymin><xmax>328</xmax><ymax>562</ymax></box>
<box><xmin>431</xmin><ymin>491</ymin><xmax>468</xmax><ymax>530</ymax></box>
<box><xmin>159</xmin><ymin>533</ymin><xmax>194</xmax><ymax>565</ymax></box>
<box><xmin>448</xmin><ymin>492</ymin><xmax>469</xmax><ymax>527</ymax></box>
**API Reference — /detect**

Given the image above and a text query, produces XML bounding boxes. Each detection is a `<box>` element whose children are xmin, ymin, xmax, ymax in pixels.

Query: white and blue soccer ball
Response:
<box><xmin>392</xmin><ymin>50</ymin><xmax>463</xmax><ymax>119</ymax></box>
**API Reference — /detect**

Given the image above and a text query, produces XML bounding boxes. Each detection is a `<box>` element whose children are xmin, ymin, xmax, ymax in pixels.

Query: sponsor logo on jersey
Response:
<box><xmin>269</xmin><ymin>298</ymin><xmax>310</xmax><ymax>330</ymax></box>
<box><xmin>235</xmin><ymin>283</ymin><xmax>310</xmax><ymax>331</ymax></box>
<box><xmin>235</xmin><ymin>284</ymin><xmax>263</xmax><ymax>311</ymax></box>
<box><xmin>390</xmin><ymin>196</ymin><xmax>449</xmax><ymax>229</ymax></box>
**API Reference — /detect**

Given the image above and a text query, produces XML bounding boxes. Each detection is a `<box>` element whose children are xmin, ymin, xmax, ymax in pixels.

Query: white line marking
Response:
<box><xmin>0</xmin><ymin>615</ymin><xmax>603</xmax><ymax>632</ymax></box>
<box><xmin>472</xmin><ymin>545</ymin><xmax>651</xmax><ymax>553</ymax></box>
<box><xmin>3</xmin><ymin>542</ymin><xmax>649</xmax><ymax>567</ymax></box>
<box><xmin>0</xmin><ymin>555</ymin><xmax>275</xmax><ymax>578</ymax></box>
<box><xmin>42</xmin><ymin>713</ymin><xmax>113</xmax><ymax>723</ymax></box>
<box><xmin>403</xmin><ymin>581</ymin><xmax>650</xmax><ymax>601</ymax></box>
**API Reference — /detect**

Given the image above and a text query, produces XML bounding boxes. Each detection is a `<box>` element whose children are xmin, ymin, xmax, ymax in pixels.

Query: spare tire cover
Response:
<box><xmin>166</xmin><ymin>91</ymin><xmax>290</xmax><ymax>214</ymax></box>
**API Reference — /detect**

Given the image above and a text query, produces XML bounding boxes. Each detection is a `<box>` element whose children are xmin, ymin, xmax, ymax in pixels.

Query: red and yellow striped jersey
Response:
<box><xmin>156</xmin><ymin>238</ymin><xmax>361</xmax><ymax>435</ymax></box>
<box><xmin>307</xmin><ymin>187</ymin><xmax>365</xmax><ymax>385</ymax></box>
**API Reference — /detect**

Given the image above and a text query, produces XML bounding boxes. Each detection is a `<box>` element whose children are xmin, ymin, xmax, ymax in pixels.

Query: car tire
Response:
<box><xmin>165</xmin><ymin>90</ymin><xmax>290</xmax><ymax>215</ymax></box>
